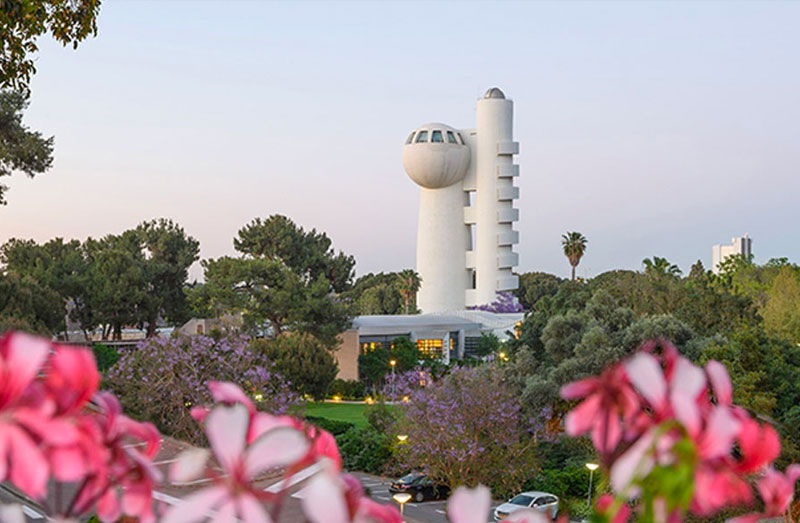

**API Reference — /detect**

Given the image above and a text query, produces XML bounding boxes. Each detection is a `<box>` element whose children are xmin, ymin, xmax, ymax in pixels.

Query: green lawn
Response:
<box><xmin>306</xmin><ymin>402</ymin><xmax>368</xmax><ymax>429</ymax></box>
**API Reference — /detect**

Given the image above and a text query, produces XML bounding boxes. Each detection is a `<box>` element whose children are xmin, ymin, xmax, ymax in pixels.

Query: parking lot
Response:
<box><xmin>351</xmin><ymin>471</ymin><xmax>452</xmax><ymax>523</ymax></box>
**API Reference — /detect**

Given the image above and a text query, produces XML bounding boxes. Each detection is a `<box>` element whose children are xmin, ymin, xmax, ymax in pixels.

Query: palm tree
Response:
<box><xmin>561</xmin><ymin>232</ymin><xmax>588</xmax><ymax>281</ymax></box>
<box><xmin>642</xmin><ymin>256</ymin><xmax>681</xmax><ymax>281</ymax></box>
<box><xmin>396</xmin><ymin>269</ymin><xmax>422</xmax><ymax>314</ymax></box>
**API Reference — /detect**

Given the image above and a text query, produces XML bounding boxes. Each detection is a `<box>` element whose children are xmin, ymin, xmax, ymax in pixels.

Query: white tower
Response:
<box><xmin>402</xmin><ymin>87</ymin><xmax>520</xmax><ymax>313</ymax></box>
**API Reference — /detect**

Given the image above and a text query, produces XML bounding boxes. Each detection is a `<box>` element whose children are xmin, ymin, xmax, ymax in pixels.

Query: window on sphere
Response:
<box><xmin>406</xmin><ymin>132</ymin><xmax>415</xmax><ymax>144</ymax></box>
<box><xmin>431</xmin><ymin>130</ymin><xmax>443</xmax><ymax>143</ymax></box>
<box><xmin>447</xmin><ymin>131</ymin><xmax>458</xmax><ymax>144</ymax></box>
<box><xmin>415</xmin><ymin>130</ymin><xmax>428</xmax><ymax>143</ymax></box>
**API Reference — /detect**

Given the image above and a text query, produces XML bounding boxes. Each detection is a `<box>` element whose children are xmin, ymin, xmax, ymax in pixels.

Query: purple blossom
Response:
<box><xmin>468</xmin><ymin>291</ymin><xmax>524</xmax><ymax>313</ymax></box>
<box><xmin>105</xmin><ymin>333</ymin><xmax>303</xmax><ymax>444</ymax></box>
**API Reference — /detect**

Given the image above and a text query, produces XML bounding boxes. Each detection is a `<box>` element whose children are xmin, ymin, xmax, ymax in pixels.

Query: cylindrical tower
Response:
<box><xmin>474</xmin><ymin>88</ymin><xmax>520</xmax><ymax>306</ymax></box>
<box><xmin>402</xmin><ymin>123</ymin><xmax>471</xmax><ymax>312</ymax></box>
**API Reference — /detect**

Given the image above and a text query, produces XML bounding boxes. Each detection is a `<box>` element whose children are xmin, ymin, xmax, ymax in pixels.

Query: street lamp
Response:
<box><xmin>392</xmin><ymin>492</ymin><xmax>412</xmax><ymax>517</ymax></box>
<box><xmin>390</xmin><ymin>359</ymin><xmax>397</xmax><ymax>398</ymax></box>
<box><xmin>586</xmin><ymin>463</ymin><xmax>599</xmax><ymax>507</ymax></box>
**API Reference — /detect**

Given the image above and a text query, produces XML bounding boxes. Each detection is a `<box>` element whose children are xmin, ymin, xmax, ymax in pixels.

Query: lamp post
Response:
<box><xmin>586</xmin><ymin>463</ymin><xmax>599</xmax><ymax>508</ymax></box>
<box><xmin>392</xmin><ymin>492</ymin><xmax>412</xmax><ymax>517</ymax></box>
<box><xmin>390</xmin><ymin>359</ymin><xmax>397</xmax><ymax>398</ymax></box>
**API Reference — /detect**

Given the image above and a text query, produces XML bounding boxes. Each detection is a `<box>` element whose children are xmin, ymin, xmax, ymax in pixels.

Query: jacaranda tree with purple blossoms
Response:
<box><xmin>393</xmin><ymin>365</ymin><xmax>536</xmax><ymax>497</ymax></box>
<box><xmin>468</xmin><ymin>290</ymin><xmax>525</xmax><ymax>313</ymax></box>
<box><xmin>106</xmin><ymin>333</ymin><xmax>302</xmax><ymax>444</ymax></box>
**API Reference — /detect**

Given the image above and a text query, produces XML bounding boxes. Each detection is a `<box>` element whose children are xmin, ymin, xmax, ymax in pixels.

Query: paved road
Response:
<box><xmin>351</xmin><ymin>471</ymin><xmax>451</xmax><ymax>523</ymax></box>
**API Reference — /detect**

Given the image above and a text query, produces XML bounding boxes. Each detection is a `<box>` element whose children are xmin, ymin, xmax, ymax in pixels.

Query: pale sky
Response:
<box><xmin>2</xmin><ymin>1</ymin><xmax>799</xmax><ymax>282</ymax></box>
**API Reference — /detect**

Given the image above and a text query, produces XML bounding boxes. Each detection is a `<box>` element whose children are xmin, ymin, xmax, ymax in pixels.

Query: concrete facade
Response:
<box><xmin>334</xmin><ymin>329</ymin><xmax>360</xmax><ymax>381</ymax></box>
<box><xmin>402</xmin><ymin>87</ymin><xmax>520</xmax><ymax>313</ymax></box>
<box><xmin>712</xmin><ymin>234</ymin><xmax>753</xmax><ymax>274</ymax></box>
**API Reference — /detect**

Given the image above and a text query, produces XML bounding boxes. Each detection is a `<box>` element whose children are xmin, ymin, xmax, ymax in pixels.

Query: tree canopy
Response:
<box><xmin>0</xmin><ymin>90</ymin><xmax>53</xmax><ymax>204</ymax></box>
<box><xmin>200</xmin><ymin>215</ymin><xmax>353</xmax><ymax>346</ymax></box>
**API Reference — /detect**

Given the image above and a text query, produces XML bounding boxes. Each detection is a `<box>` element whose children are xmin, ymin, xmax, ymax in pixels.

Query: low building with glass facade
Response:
<box><xmin>333</xmin><ymin>311</ymin><xmax>524</xmax><ymax>380</ymax></box>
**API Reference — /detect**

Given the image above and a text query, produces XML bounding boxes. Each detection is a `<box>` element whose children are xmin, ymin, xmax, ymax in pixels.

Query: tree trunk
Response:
<box><xmin>571</xmin><ymin>265</ymin><xmax>576</xmax><ymax>281</ymax></box>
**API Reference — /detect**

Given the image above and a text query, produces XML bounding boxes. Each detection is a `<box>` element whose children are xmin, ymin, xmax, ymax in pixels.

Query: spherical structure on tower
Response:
<box><xmin>402</xmin><ymin>123</ymin><xmax>470</xmax><ymax>189</ymax></box>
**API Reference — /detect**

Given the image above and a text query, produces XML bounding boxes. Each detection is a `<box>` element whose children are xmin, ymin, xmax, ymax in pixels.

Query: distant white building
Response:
<box><xmin>712</xmin><ymin>234</ymin><xmax>752</xmax><ymax>274</ymax></box>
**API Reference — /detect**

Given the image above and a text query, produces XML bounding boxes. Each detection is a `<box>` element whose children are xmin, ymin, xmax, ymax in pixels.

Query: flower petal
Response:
<box><xmin>611</xmin><ymin>429</ymin><xmax>655</xmax><ymax>494</ymax></box>
<box><xmin>506</xmin><ymin>509</ymin><xmax>548</xmax><ymax>523</ymax></box>
<box><xmin>236</xmin><ymin>493</ymin><xmax>273</xmax><ymax>523</ymax></box>
<box><xmin>170</xmin><ymin>448</ymin><xmax>211</xmax><ymax>484</ymax></box>
<box><xmin>670</xmin><ymin>390</ymin><xmax>701</xmax><ymax>438</ymax></box>
<box><xmin>8</xmin><ymin>425</ymin><xmax>49</xmax><ymax>499</ymax></box>
<box><xmin>209</xmin><ymin>499</ymin><xmax>235</xmax><ymax>523</ymax></box>
<box><xmin>302</xmin><ymin>471</ymin><xmax>348</xmax><ymax>523</ymax></box>
<box><xmin>672</xmin><ymin>357</ymin><xmax>706</xmax><ymax>399</ymax></box>
<box><xmin>162</xmin><ymin>485</ymin><xmax>228</xmax><ymax>523</ymax></box>
<box><xmin>0</xmin><ymin>332</ymin><xmax>49</xmax><ymax>408</ymax></box>
<box><xmin>208</xmin><ymin>381</ymin><xmax>255</xmax><ymax>413</ymax></box>
<box><xmin>245</xmin><ymin>426</ymin><xmax>310</xmax><ymax>479</ymax></box>
<box><xmin>564</xmin><ymin>395</ymin><xmax>602</xmax><ymax>437</ymax></box>
<box><xmin>447</xmin><ymin>485</ymin><xmax>491</xmax><ymax>523</ymax></box>
<box><xmin>97</xmin><ymin>487</ymin><xmax>121</xmax><ymax>523</ymax></box>
<box><xmin>205</xmin><ymin>404</ymin><xmax>248</xmax><ymax>474</ymax></box>
<box><xmin>625</xmin><ymin>353</ymin><xmax>667</xmax><ymax>410</ymax></box>
<box><xmin>560</xmin><ymin>377</ymin><xmax>598</xmax><ymax>400</ymax></box>
<box><xmin>698</xmin><ymin>406</ymin><xmax>739</xmax><ymax>460</ymax></box>
<box><xmin>705</xmin><ymin>360</ymin><xmax>732</xmax><ymax>405</ymax></box>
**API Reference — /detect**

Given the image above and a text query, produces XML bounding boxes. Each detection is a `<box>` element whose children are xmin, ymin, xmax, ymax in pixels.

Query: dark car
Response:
<box><xmin>389</xmin><ymin>473</ymin><xmax>450</xmax><ymax>503</ymax></box>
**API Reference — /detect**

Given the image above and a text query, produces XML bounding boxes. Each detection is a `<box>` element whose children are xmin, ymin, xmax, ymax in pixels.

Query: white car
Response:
<box><xmin>493</xmin><ymin>491</ymin><xmax>559</xmax><ymax>521</ymax></box>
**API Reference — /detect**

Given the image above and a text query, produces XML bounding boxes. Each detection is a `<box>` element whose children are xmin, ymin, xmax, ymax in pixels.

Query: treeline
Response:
<box><xmin>507</xmin><ymin>254</ymin><xmax>800</xmax><ymax>464</ymax></box>
<box><xmin>0</xmin><ymin>219</ymin><xmax>199</xmax><ymax>339</ymax></box>
<box><xmin>0</xmin><ymin>213</ymin><xmax>425</xmax><ymax>345</ymax></box>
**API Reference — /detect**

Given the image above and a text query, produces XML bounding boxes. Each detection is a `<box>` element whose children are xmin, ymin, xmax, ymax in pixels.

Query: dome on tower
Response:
<box><xmin>484</xmin><ymin>87</ymin><xmax>506</xmax><ymax>99</ymax></box>
<box><xmin>401</xmin><ymin>123</ymin><xmax>470</xmax><ymax>189</ymax></box>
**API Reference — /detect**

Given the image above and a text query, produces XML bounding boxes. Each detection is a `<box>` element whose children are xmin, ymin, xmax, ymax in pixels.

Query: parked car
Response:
<box><xmin>493</xmin><ymin>491</ymin><xmax>559</xmax><ymax>521</ymax></box>
<box><xmin>389</xmin><ymin>473</ymin><xmax>450</xmax><ymax>502</ymax></box>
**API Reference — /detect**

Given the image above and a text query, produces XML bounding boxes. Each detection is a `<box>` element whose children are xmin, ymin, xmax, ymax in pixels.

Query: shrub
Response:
<box><xmin>92</xmin><ymin>343</ymin><xmax>120</xmax><ymax>372</ymax></box>
<box><xmin>251</xmin><ymin>333</ymin><xmax>338</xmax><ymax>400</ymax></box>
<box><xmin>337</xmin><ymin>426</ymin><xmax>393</xmax><ymax>474</ymax></box>
<box><xmin>105</xmin><ymin>333</ymin><xmax>302</xmax><ymax>444</ymax></box>
<box><xmin>304</xmin><ymin>415</ymin><xmax>355</xmax><ymax>436</ymax></box>
<box><xmin>329</xmin><ymin>378</ymin><xmax>366</xmax><ymax>400</ymax></box>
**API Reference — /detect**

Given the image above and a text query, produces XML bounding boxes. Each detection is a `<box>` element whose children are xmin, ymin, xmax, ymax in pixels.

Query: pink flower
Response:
<box><xmin>728</xmin><ymin>466</ymin><xmax>800</xmax><ymax>523</ymax></box>
<box><xmin>301</xmin><ymin>469</ymin><xmax>402</xmax><ymax>523</ymax></box>
<box><xmin>165</xmin><ymin>402</ymin><xmax>311</xmax><ymax>523</ymax></box>
<box><xmin>0</xmin><ymin>332</ymin><xmax>55</xmax><ymax>498</ymax></box>
<box><xmin>44</xmin><ymin>344</ymin><xmax>100</xmax><ymax>415</ymax></box>
<box><xmin>734</xmin><ymin>414</ymin><xmax>781</xmax><ymax>474</ymax></box>
<box><xmin>446</xmin><ymin>485</ymin><xmax>492</xmax><ymax>523</ymax></box>
<box><xmin>560</xmin><ymin>364</ymin><xmax>639</xmax><ymax>455</ymax></box>
<box><xmin>209</xmin><ymin>380</ymin><xmax>342</xmax><ymax>469</ymax></box>
<box><xmin>595</xmin><ymin>494</ymin><xmax>631</xmax><ymax>523</ymax></box>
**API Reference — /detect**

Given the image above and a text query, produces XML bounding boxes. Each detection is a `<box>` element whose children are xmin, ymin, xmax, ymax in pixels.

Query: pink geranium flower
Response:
<box><xmin>301</xmin><ymin>468</ymin><xmax>402</xmax><ymax>523</ymax></box>
<box><xmin>165</xmin><ymin>402</ymin><xmax>311</xmax><ymax>523</ymax></box>
<box><xmin>0</xmin><ymin>332</ymin><xmax>57</xmax><ymax>498</ymax></box>
<box><xmin>560</xmin><ymin>364</ymin><xmax>639</xmax><ymax>456</ymax></box>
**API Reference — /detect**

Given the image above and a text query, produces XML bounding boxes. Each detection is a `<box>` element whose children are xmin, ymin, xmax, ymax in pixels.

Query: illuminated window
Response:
<box><xmin>431</xmin><ymin>130</ymin><xmax>443</xmax><ymax>143</ymax></box>
<box><xmin>406</xmin><ymin>132</ymin><xmax>415</xmax><ymax>144</ymax></box>
<box><xmin>416</xmin><ymin>339</ymin><xmax>444</xmax><ymax>359</ymax></box>
<box><xmin>415</xmin><ymin>130</ymin><xmax>429</xmax><ymax>143</ymax></box>
<box><xmin>447</xmin><ymin>131</ymin><xmax>458</xmax><ymax>144</ymax></box>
